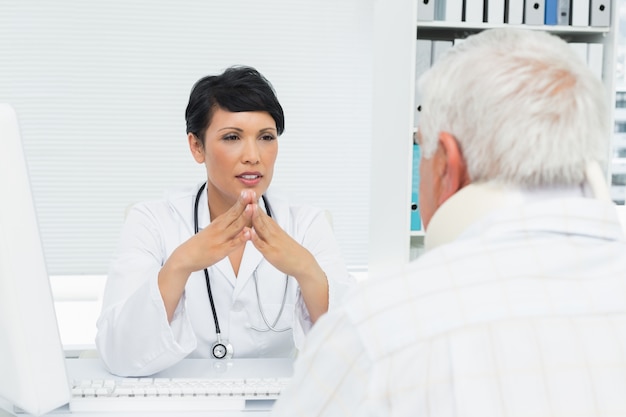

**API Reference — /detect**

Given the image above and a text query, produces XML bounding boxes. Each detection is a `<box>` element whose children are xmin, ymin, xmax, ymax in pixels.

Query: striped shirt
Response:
<box><xmin>272</xmin><ymin>194</ymin><xmax>626</xmax><ymax>417</ymax></box>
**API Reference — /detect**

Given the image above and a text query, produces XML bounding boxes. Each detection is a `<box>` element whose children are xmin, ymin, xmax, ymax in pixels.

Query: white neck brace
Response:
<box><xmin>424</xmin><ymin>161</ymin><xmax>611</xmax><ymax>252</ymax></box>
<box><xmin>424</xmin><ymin>183</ymin><xmax>525</xmax><ymax>251</ymax></box>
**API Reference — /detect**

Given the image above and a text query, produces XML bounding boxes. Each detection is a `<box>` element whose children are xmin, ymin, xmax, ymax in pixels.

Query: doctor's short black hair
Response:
<box><xmin>185</xmin><ymin>66</ymin><xmax>285</xmax><ymax>143</ymax></box>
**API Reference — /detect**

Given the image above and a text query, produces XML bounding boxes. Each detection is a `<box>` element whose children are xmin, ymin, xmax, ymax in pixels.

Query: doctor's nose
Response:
<box><xmin>242</xmin><ymin>140</ymin><xmax>261</xmax><ymax>165</ymax></box>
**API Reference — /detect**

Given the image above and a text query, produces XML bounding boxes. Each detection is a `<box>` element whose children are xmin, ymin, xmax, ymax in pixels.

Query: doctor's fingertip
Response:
<box><xmin>239</xmin><ymin>189</ymin><xmax>257</xmax><ymax>201</ymax></box>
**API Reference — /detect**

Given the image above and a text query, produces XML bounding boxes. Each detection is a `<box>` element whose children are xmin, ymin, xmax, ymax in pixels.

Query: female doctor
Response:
<box><xmin>95</xmin><ymin>66</ymin><xmax>354</xmax><ymax>377</ymax></box>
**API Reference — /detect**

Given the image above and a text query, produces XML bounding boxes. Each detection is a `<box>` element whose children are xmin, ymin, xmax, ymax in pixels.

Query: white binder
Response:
<box><xmin>414</xmin><ymin>39</ymin><xmax>433</xmax><ymax>128</ymax></box>
<box><xmin>432</xmin><ymin>40</ymin><xmax>453</xmax><ymax>63</ymax></box>
<box><xmin>569</xmin><ymin>42</ymin><xmax>588</xmax><ymax>65</ymax></box>
<box><xmin>507</xmin><ymin>0</ymin><xmax>524</xmax><ymax>24</ymax></box>
<box><xmin>571</xmin><ymin>0</ymin><xmax>590</xmax><ymax>26</ymax></box>
<box><xmin>558</xmin><ymin>0</ymin><xmax>571</xmax><ymax>24</ymax></box>
<box><xmin>464</xmin><ymin>0</ymin><xmax>484</xmax><ymax>22</ymax></box>
<box><xmin>587</xmin><ymin>43</ymin><xmax>604</xmax><ymax>80</ymax></box>
<box><xmin>418</xmin><ymin>0</ymin><xmax>435</xmax><ymax>21</ymax></box>
<box><xmin>590</xmin><ymin>0</ymin><xmax>610</xmax><ymax>27</ymax></box>
<box><xmin>436</xmin><ymin>0</ymin><xmax>463</xmax><ymax>22</ymax></box>
<box><xmin>524</xmin><ymin>0</ymin><xmax>545</xmax><ymax>24</ymax></box>
<box><xmin>487</xmin><ymin>0</ymin><xmax>505</xmax><ymax>23</ymax></box>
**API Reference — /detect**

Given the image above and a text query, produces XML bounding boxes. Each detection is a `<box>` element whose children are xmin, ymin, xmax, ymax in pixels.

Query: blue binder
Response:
<box><xmin>411</xmin><ymin>144</ymin><xmax>422</xmax><ymax>231</ymax></box>
<box><xmin>545</xmin><ymin>0</ymin><xmax>558</xmax><ymax>24</ymax></box>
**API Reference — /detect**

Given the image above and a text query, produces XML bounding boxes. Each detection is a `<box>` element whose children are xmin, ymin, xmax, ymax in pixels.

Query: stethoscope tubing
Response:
<box><xmin>193</xmin><ymin>182</ymin><xmax>292</xmax><ymax>357</ymax></box>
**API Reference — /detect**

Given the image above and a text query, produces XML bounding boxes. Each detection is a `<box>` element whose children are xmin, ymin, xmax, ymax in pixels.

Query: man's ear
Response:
<box><xmin>437</xmin><ymin>131</ymin><xmax>470</xmax><ymax>205</ymax></box>
<box><xmin>188</xmin><ymin>133</ymin><xmax>205</xmax><ymax>164</ymax></box>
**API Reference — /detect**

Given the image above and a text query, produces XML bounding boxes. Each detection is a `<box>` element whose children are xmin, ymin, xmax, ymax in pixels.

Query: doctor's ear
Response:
<box><xmin>188</xmin><ymin>133</ymin><xmax>205</xmax><ymax>163</ymax></box>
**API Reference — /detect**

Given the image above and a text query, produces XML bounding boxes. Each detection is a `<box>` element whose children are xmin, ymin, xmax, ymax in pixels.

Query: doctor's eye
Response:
<box><xmin>222</xmin><ymin>133</ymin><xmax>240</xmax><ymax>141</ymax></box>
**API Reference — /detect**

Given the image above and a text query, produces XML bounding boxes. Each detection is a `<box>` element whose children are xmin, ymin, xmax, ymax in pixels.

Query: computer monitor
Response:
<box><xmin>0</xmin><ymin>104</ymin><xmax>71</xmax><ymax>416</ymax></box>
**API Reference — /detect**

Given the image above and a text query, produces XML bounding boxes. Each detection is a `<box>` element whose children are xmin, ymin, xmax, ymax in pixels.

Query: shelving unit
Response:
<box><xmin>369</xmin><ymin>0</ymin><xmax>619</xmax><ymax>275</ymax></box>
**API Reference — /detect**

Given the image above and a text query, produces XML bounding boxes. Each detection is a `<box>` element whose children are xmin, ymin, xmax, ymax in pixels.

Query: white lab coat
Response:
<box><xmin>96</xmin><ymin>184</ymin><xmax>353</xmax><ymax>377</ymax></box>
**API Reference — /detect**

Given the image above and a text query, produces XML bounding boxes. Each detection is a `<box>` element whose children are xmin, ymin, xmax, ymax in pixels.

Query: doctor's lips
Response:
<box><xmin>236</xmin><ymin>172</ymin><xmax>263</xmax><ymax>186</ymax></box>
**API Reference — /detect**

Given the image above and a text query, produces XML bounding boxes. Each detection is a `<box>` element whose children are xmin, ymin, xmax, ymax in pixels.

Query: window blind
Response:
<box><xmin>0</xmin><ymin>0</ymin><xmax>372</xmax><ymax>274</ymax></box>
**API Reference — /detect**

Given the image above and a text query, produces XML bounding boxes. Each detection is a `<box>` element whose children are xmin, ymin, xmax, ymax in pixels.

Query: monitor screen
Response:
<box><xmin>0</xmin><ymin>104</ymin><xmax>70</xmax><ymax>416</ymax></box>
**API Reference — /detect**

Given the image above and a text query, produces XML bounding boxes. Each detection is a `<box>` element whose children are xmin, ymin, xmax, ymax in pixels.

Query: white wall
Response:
<box><xmin>0</xmin><ymin>0</ymin><xmax>373</xmax><ymax>274</ymax></box>
<box><xmin>369</xmin><ymin>0</ymin><xmax>414</xmax><ymax>277</ymax></box>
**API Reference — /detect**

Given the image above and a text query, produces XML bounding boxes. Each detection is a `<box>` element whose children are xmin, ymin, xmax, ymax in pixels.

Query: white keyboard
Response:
<box><xmin>70</xmin><ymin>376</ymin><xmax>290</xmax><ymax>412</ymax></box>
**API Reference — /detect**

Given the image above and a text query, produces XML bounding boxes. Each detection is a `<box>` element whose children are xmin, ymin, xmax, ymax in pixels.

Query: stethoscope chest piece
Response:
<box><xmin>211</xmin><ymin>340</ymin><xmax>234</xmax><ymax>360</ymax></box>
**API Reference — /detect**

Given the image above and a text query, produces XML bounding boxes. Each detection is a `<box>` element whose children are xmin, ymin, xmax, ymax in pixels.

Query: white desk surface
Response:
<box><xmin>65</xmin><ymin>357</ymin><xmax>294</xmax><ymax>381</ymax></box>
<box><xmin>2</xmin><ymin>358</ymin><xmax>293</xmax><ymax>417</ymax></box>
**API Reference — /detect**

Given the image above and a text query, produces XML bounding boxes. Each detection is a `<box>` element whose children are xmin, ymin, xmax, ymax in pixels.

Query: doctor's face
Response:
<box><xmin>189</xmin><ymin>107</ymin><xmax>278</xmax><ymax>215</ymax></box>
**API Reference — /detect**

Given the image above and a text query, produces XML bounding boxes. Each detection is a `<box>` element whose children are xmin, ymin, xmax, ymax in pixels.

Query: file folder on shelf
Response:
<box><xmin>546</xmin><ymin>0</ymin><xmax>570</xmax><ymax>24</ymax></box>
<box><xmin>587</xmin><ymin>43</ymin><xmax>604</xmax><ymax>80</ymax></box>
<box><xmin>590</xmin><ymin>0</ymin><xmax>610</xmax><ymax>27</ymax></box>
<box><xmin>411</xmin><ymin>144</ymin><xmax>422</xmax><ymax>232</ymax></box>
<box><xmin>558</xmin><ymin>0</ymin><xmax>571</xmax><ymax>24</ymax></box>
<box><xmin>569</xmin><ymin>42</ymin><xmax>588</xmax><ymax>65</ymax></box>
<box><xmin>414</xmin><ymin>40</ymin><xmax>432</xmax><ymax>129</ymax></box>
<box><xmin>487</xmin><ymin>0</ymin><xmax>505</xmax><ymax>23</ymax></box>
<box><xmin>464</xmin><ymin>0</ymin><xmax>485</xmax><ymax>23</ymax></box>
<box><xmin>571</xmin><ymin>0</ymin><xmax>590</xmax><ymax>26</ymax></box>
<box><xmin>524</xmin><ymin>0</ymin><xmax>545</xmax><ymax>25</ymax></box>
<box><xmin>432</xmin><ymin>40</ymin><xmax>453</xmax><ymax>63</ymax></box>
<box><xmin>507</xmin><ymin>0</ymin><xmax>524</xmax><ymax>24</ymax></box>
<box><xmin>418</xmin><ymin>0</ymin><xmax>435</xmax><ymax>21</ymax></box>
<box><xmin>545</xmin><ymin>0</ymin><xmax>558</xmax><ymax>24</ymax></box>
<box><xmin>569</xmin><ymin>42</ymin><xmax>603</xmax><ymax>81</ymax></box>
<box><xmin>436</xmin><ymin>0</ymin><xmax>463</xmax><ymax>22</ymax></box>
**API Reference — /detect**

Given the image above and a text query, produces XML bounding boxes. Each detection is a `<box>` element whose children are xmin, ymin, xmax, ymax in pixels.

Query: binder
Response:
<box><xmin>435</xmin><ymin>0</ymin><xmax>445</xmax><ymax>20</ymax></box>
<box><xmin>507</xmin><ymin>0</ymin><xmax>524</xmax><ymax>24</ymax></box>
<box><xmin>418</xmin><ymin>0</ymin><xmax>435</xmax><ymax>21</ymax></box>
<box><xmin>571</xmin><ymin>0</ymin><xmax>590</xmax><ymax>26</ymax></box>
<box><xmin>465</xmin><ymin>0</ymin><xmax>485</xmax><ymax>22</ymax></box>
<box><xmin>545</xmin><ymin>0</ymin><xmax>558</xmax><ymax>24</ymax></box>
<box><xmin>487</xmin><ymin>0</ymin><xmax>505</xmax><ymax>23</ymax></box>
<box><xmin>432</xmin><ymin>40</ymin><xmax>453</xmax><ymax>63</ymax></box>
<box><xmin>411</xmin><ymin>144</ymin><xmax>422</xmax><ymax>231</ymax></box>
<box><xmin>439</xmin><ymin>0</ymin><xmax>463</xmax><ymax>22</ymax></box>
<box><xmin>558</xmin><ymin>0</ymin><xmax>571</xmax><ymax>24</ymax></box>
<box><xmin>524</xmin><ymin>0</ymin><xmax>545</xmax><ymax>25</ymax></box>
<box><xmin>587</xmin><ymin>43</ymin><xmax>604</xmax><ymax>80</ymax></box>
<box><xmin>414</xmin><ymin>40</ymin><xmax>433</xmax><ymax>129</ymax></box>
<box><xmin>569</xmin><ymin>42</ymin><xmax>588</xmax><ymax>65</ymax></box>
<box><xmin>590</xmin><ymin>0</ymin><xmax>610</xmax><ymax>27</ymax></box>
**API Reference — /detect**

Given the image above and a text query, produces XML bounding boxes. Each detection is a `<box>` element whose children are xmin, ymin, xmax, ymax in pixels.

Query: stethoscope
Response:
<box><xmin>194</xmin><ymin>182</ymin><xmax>291</xmax><ymax>360</ymax></box>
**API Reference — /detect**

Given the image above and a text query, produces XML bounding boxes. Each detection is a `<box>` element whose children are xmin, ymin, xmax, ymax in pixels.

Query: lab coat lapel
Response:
<box><xmin>213</xmin><ymin>257</ymin><xmax>236</xmax><ymax>288</ymax></box>
<box><xmin>263</xmin><ymin>190</ymin><xmax>290</xmax><ymax>234</ymax></box>
<box><xmin>166</xmin><ymin>183</ymin><xmax>205</xmax><ymax>237</ymax></box>
<box><xmin>211</xmin><ymin>190</ymin><xmax>290</xmax><ymax>295</ymax></box>
<box><xmin>234</xmin><ymin>193</ymin><xmax>287</xmax><ymax>297</ymax></box>
<box><xmin>234</xmin><ymin>242</ymin><xmax>264</xmax><ymax>297</ymax></box>
<box><xmin>185</xmin><ymin>183</ymin><xmax>238</xmax><ymax>286</ymax></box>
